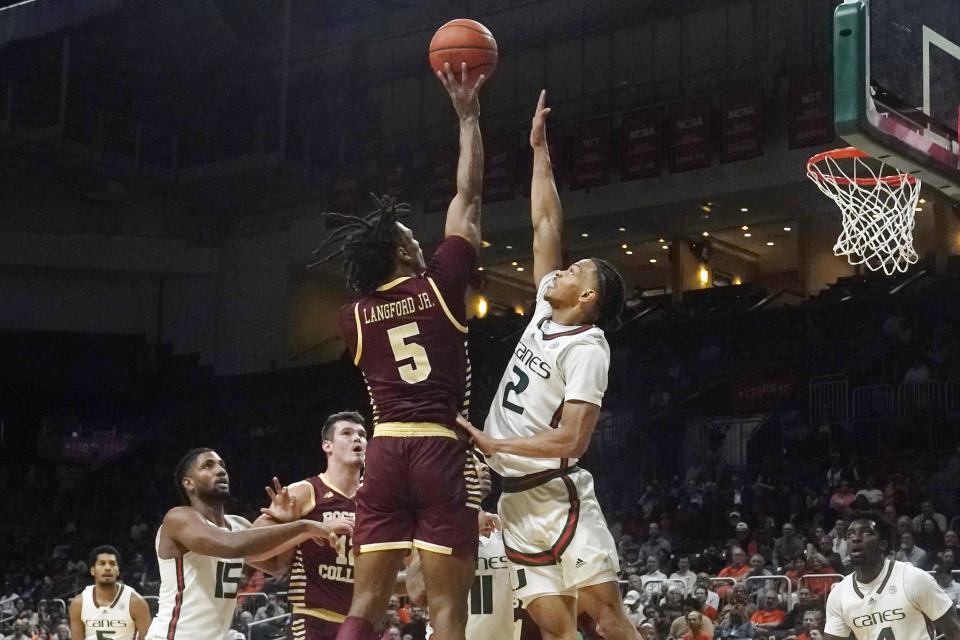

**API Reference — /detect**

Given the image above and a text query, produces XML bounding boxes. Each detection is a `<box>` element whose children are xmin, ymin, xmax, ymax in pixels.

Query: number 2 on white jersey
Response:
<box><xmin>388</xmin><ymin>322</ymin><xmax>432</xmax><ymax>384</ymax></box>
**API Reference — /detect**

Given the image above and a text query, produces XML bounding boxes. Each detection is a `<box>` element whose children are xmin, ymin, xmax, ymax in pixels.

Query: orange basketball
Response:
<box><xmin>428</xmin><ymin>19</ymin><xmax>497</xmax><ymax>86</ymax></box>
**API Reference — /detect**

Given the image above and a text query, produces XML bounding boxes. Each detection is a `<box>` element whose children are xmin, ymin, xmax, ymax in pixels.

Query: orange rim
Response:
<box><xmin>807</xmin><ymin>147</ymin><xmax>917</xmax><ymax>187</ymax></box>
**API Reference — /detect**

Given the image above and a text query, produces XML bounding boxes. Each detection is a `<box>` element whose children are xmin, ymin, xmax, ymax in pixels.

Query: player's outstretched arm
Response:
<box><xmin>934</xmin><ymin>608</ymin><xmax>960</xmax><ymax>640</ymax></box>
<box><xmin>129</xmin><ymin>592</ymin><xmax>153</xmax><ymax>638</ymax></box>
<box><xmin>530</xmin><ymin>89</ymin><xmax>563</xmax><ymax>283</ymax></box>
<box><xmin>67</xmin><ymin>594</ymin><xmax>85</xmax><ymax>640</ymax></box>
<box><xmin>161</xmin><ymin>507</ymin><xmax>338</xmax><ymax>561</ymax></box>
<box><xmin>248</xmin><ymin>478</ymin><xmax>311</xmax><ymax>574</ymax></box>
<box><xmin>436</xmin><ymin>61</ymin><xmax>485</xmax><ymax>252</ymax></box>
<box><xmin>457</xmin><ymin>400</ymin><xmax>599</xmax><ymax>459</ymax></box>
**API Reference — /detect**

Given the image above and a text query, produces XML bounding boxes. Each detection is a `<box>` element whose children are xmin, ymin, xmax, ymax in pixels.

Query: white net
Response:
<box><xmin>806</xmin><ymin>148</ymin><xmax>921</xmax><ymax>275</ymax></box>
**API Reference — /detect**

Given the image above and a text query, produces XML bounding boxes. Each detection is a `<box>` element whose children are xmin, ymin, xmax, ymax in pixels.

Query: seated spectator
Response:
<box><xmin>640</xmin><ymin>555</ymin><xmax>668</xmax><ymax>598</ymax></box>
<box><xmin>682</xmin><ymin>611</ymin><xmax>713</xmax><ymax>640</ymax></box>
<box><xmin>644</xmin><ymin>604</ymin><xmax>670</xmax><ymax>639</ymax></box>
<box><xmin>717</xmin><ymin>548</ymin><xmax>751</xmax><ymax>596</ymax></box>
<box><xmin>728</xmin><ymin>523</ymin><xmax>759</xmax><ymax>558</ymax></box>
<box><xmin>773</xmin><ymin>523</ymin><xmax>805</xmax><ymax>569</ymax></box>
<box><xmin>694</xmin><ymin>584</ymin><xmax>720</xmax><ymax>622</ymax></box>
<box><xmin>749</xmin><ymin>591</ymin><xmax>785</xmax><ymax>630</ymax></box>
<box><xmin>779</xmin><ymin>586</ymin><xmax>820</xmax><ymax>630</ymax></box>
<box><xmin>917</xmin><ymin>518</ymin><xmax>945</xmax><ymax>556</ymax></box>
<box><xmin>903</xmin><ymin>357</ymin><xmax>931</xmax><ymax>383</ymax></box>
<box><xmin>854</xmin><ymin>475</ymin><xmax>884</xmax><ymax>506</ymax></box>
<box><xmin>670</xmin><ymin>599</ymin><xmax>716</xmax><ymax>639</ymax></box>
<box><xmin>623</xmin><ymin>590</ymin><xmax>644</xmax><ymax>630</ymax></box>
<box><xmin>895</xmin><ymin>531</ymin><xmax>929</xmax><ymax>569</ymax></box>
<box><xmin>945</xmin><ymin>530</ymin><xmax>960</xmax><ymax>555</ymax></box>
<box><xmin>896</xmin><ymin>515</ymin><xmax>914</xmax><ymax>538</ymax></box>
<box><xmin>940</xmin><ymin>549</ymin><xmax>957</xmax><ymax>573</ymax></box>
<box><xmin>715</xmin><ymin>604</ymin><xmax>755</xmax><ymax>640</ymax></box>
<box><xmin>670</xmin><ymin>556</ymin><xmax>698</xmax><ymax>594</ymax></box>
<box><xmin>800</xmin><ymin>553</ymin><xmax>837</xmax><ymax>598</ymax></box>
<box><xmin>640</xmin><ymin>621</ymin><xmax>658</xmax><ymax>640</ymax></box>
<box><xmin>744</xmin><ymin>554</ymin><xmax>773</xmax><ymax>596</ymax></box>
<box><xmin>622</xmin><ymin>546</ymin><xmax>644</xmax><ymax>577</ymax></box>
<box><xmin>829</xmin><ymin>480</ymin><xmax>856</xmax><ymax>514</ymax></box>
<box><xmin>640</xmin><ymin>523</ymin><xmax>673</xmax><ymax>563</ymax></box>
<box><xmin>934</xmin><ymin>565</ymin><xmax>960</xmax><ymax>608</ymax></box>
<box><xmin>4</xmin><ymin>618</ymin><xmax>31</xmax><ymax>640</ymax></box>
<box><xmin>825</xmin><ymin>454</ymin><xmax>844</xmax><ymax>490</ymax></box>
<box><xmin>914</xmin><ymin>501</ymin><xmax>948</xmax><ymax>533</ymax></box>
<box><xmin>401</xmin><ymin>606</ymin><xmax>426</xmax><ymax>640</ymax></box>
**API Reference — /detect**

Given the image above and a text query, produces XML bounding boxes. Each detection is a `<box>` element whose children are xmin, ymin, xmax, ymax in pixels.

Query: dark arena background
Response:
<box><xmin>2</xmin><ymin>1</ymin><xmax>960</xmax><ymax>639</ymax></box>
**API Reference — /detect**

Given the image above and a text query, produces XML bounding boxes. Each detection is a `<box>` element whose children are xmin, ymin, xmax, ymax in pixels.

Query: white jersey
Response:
<box><xmin>425</xmin><ymin>532</ymin><xmax>519</xmax><ymax>640</ymax></box>
<box><xmin>484</xmin><ymin>271</ymin><xmax>610</xmax><ymax>477</ymax></box>
<box><xmin>825</xmin><ymin>559</ymin><xmax>953</xmax><ymax>640</ymax></box>
<box><xmin>80</xmin><ymin>584</ymin><xmax>138</xmax><ymax>640</ymax></box>
<box><xmin>146</xmin><ymin>514</ymin><xmax>248</xmax><ymax>640</ymax></box>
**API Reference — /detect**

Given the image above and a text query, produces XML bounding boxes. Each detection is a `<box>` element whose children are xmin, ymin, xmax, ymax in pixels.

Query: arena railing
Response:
<box><xmin>245</xmin><ymin>612</ymin><xmax>291</xmax><ymax>640</ymax></box>
<box><xmin>142</xmin><ymin>595</ymin><xmax>159</xmax><ymax>617</ymax></box>
<box><xmin>944</xmin><ymin>378</ymin><xmax>960</xmax><ymax>417</ymax></box>
<box><xmin>37</xmin><ymin>598</ymin><xmax>66</xmax><ymax>626</ymax></box>
<box><xmin>809</xmin><ymin>374</ymin><xmax>849</xmax><ymax>431</ymax></box>
<box><xmin>898</xmin><ymin>381</ymin><xmax>942</xmax><ymax>416</ymax></box>
<box><xmin>744</xmin><ymin>575</ymin><xmax>791</xmax><ymax>609</ymax></box>
<box><xmin>797</xmin><ymin>573</ymin><xmax>844</xmax><ymax>596</ymax></box>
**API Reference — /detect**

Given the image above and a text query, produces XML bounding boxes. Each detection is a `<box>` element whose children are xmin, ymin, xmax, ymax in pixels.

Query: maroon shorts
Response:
<box><xmin>353</xmin><ymin>435</ymin><xmax>479</xmax><ymax>558</ymax></box>
<box><xmin>291</xmin><ymin>614</ymin><xmax>339</xmax><ymax>640</ymax></box>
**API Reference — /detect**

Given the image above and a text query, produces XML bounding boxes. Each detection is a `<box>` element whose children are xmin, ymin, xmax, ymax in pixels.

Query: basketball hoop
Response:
<box><xmin>806</xmin><ymin>147</ymin><xmax>921</xmax><ymax>276</ymax></box>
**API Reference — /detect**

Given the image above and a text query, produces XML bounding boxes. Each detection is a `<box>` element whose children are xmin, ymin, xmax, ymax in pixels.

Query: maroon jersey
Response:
<box><xmin>287</xmin><ymin>474</ymin><xmax>356</xmax><ymax>622</ymax></box>
<box><xmin>339</xmin><ymin>235</ymin><xmax>476</xmax><ymax>430</ymax></box>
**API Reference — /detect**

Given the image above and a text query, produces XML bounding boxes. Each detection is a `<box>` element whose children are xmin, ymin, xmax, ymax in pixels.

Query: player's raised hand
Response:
<box><xmin>530</xmin><ymin>89</ymin><xmax>551</xmax><ymax>149</ymax></box>
<box><xmin>455</xmin><ymin>414</ymin><xmax>497</xmax><ymax>456</ymax></box>
<box><xmin>260</xmin><ymin>477</ymin><xmax>299</xmax><ymax>523</ymax></box>
<box><xmin>436</xmin><ymin>61</ymin><xmax>485</xmax><ymax>121</ymax></box>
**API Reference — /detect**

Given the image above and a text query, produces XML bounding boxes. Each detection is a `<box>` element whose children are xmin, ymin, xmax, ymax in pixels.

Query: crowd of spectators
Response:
<box><xmin>607</xmin><ymin>447</ymin><xmax>960</xmax><ymax>640</ymax></box>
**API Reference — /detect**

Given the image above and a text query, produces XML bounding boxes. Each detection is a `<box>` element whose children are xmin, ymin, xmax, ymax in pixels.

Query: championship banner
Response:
<box><xmin>483</xmin><ymin>137</ymin><xmax>516</xmax><ymax>202</ymax></box>
<box><xmin>789</xmin><ymin>73</ymin><xmax>834</xmax><ymax>148</ymax></box>
<box><xmin>570</xmin><ymin>118</ymin><xmax>610</xmax><ymax>190</ymax></box>
<box><xmin>621</xmin><ymin>109</ymin><xmax>662</xmax><ymax>181</ymax></box>
<box><xmin>424</xmin><ymin>146</ymin><xmax>458</xmax><ymax>213</ymax></box>
<box><xmin>720</xmin><ymin>88</ymin><xmax>764</xmax><ymax>162</ymax></box>
<box><xmin>668</xmin><ymin>100</ymin><xmax>712</xmax><ymax>173</ymax></box>
<box><xmin>326</xmin><ymin>175</ymin><xmax>360</xmax><ymax>226</ymax></box>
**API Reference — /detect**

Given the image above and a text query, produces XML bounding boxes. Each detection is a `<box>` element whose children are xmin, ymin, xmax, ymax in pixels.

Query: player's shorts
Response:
<box><xmin>291</xmin><ymin>614</ymin><xmax>339</xmax><ymax>640</ymax></box>
<box><xmin>498</xmin><ymin>466</ymin><xmax>620</xmax><ymax>605</ymax></box>
<box><xmin>353</xmin><ymin>425</ymin><xmax>480</xmax><ymax>558</ymax></box>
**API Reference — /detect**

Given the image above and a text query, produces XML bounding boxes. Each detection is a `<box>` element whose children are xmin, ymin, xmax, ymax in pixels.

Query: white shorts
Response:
<box><xmin>498</xmin><ymin>467</ymin><xmax>620</xmax><ymax>606</ymax></box>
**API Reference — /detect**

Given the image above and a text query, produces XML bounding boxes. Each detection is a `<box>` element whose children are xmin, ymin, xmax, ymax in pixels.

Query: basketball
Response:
<box><xmin>428</xmin><ymin>19</ymin><xmax>497</xmax><ymax>86</ymax></box>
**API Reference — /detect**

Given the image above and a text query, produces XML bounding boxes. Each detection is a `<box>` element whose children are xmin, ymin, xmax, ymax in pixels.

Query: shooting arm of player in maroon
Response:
<box><xmin>530</xmin><ymin>89</ymin><xmax>563</xmax><ymax>284</ymax></box>
<box><xmin>436</xmin><ymin>61</ymin><xmax>486</xmax><ymax>252</ymax></box>
<box><xmin>129</xmin><ymin>591</ymin><xmax>153</xmax><ymax>638</ymax></box>
<box><xmin>161</xmin><ymin>507</ymin><xmax>337</xmax><ymax>563</ymax></box>
<box><xmin>457</xmin><ymin>400</ymin><xmax>600</xmax><ymax>459</ymax></box>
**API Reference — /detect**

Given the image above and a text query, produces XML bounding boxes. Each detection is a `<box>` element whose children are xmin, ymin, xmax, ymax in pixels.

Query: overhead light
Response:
<box><xmin>618</xmin><ymin>227</ymin><xmax>626</xmax><ymax>232</ymax></box>
<box><xmin>516</xmin><ymin>266</ymin><xmax>525</xmax><ymax>272</ymax></box>
<box><xmin>514</xmin><ymin>306</ymin><xmax>524</xmax><ymax>316</ymax></box>
<box><xmin>625</xmin><ymin>251</ymin><xmax>633</xmax><ymax>255</ymax></box>
<box><xmin>915</xmin><ymin>207</ymin><xmax>922</xmax><ymax>212</ymax></box>
<box><xmin>649</xmin><ymin>258</ymin><xmax>657</xmax><ymax>263</ymax></box>
<box><xmin>741</xmin><ymin>225</ymin><xmax>749</xmax><ymax>231</ymax></box>
<box><xmin>481</xmin><ymin>240</ymin><xmax>492</xmax><ymax>248</ymax></box>
<box><xmin>744</xmin><ymin>233</ymin><xmax>752</xmax><ymax>237</ymax></box>
<box><xmin>783</xmin><ymin>227</ymin><xmax>791</xmax><ymax>231</ymax></box>
<box><xmin>662</xmin><ymin>245</ymin><xmax>669</xmax><ymax>250</ymax></box>
<box><xmin>505</xmin><ymin>245</ymin><xmax>513</xmax><ymax>250</ymax></box>
<box><xmin>658</xmin><ymin>238</ymin><xmax>665</xmax><ymax>243</ymax></box>
<box><xmin>919</xmin><ymin>198</ymin><xmax>926</xmax><ymax>204</ymax></box>
<box><xmin>733</xmin><ymin>276</ymin><xmax>742</xmax><ymax>285</ymax></box>
<box><xmin>740</xmin><ymin>207</ymin><xmax>748</xmax><ymax>212</ymax></box>
<box><xmin>478</xmin><ymin>266</ymin><xmax>484</xmax><ymax>271</ymax></box>
<box><xmin>699</xmin><ymin>267</ymin><xmax>709</xmax><ymax>284</ymax></box>
<box><xmin>766</xmin><ymin>241</ymin><xmax>775</xmax><ymax>246</ymax></box>
<box><xmin>701</xmin><ymin>205</ymin><xmax>711</xmax><ymax>212</ymax></box>
<box><xmin>477</xmin><ymin>297</ymin><xmax>488</xmax><ymax>317</ymax></box>
<box><xmin>702</xmin><ymin>231</ymin><xmax>710</xmax><ymax>237</ymax></box>
<box><xmin>510</xmin><ymin>261</ymin><xmax>518</xmax><ymax>266</ymax></box>
<box><xmin>621</xmin><ymin>244</ymin><xmax>628</xmax><ymax>249</ymax></box>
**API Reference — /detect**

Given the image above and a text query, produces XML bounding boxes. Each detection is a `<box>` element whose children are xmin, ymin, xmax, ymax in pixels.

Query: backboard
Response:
<box><xmin>834</xmin><ymin>0</ymin><xmax>960</xmax><ymax>198</ymax></box>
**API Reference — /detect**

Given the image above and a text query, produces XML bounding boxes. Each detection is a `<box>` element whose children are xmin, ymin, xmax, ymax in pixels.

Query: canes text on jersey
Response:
<box><xmin>514</xmin><ymin>342</ymin><xmax>551</xmax><ymax>379</ymax></box>
<box><xmin>852</xmin><ymin>609</ymin><xmax>906</xmax><ymax>627</ymax></box>
<box><xmin>363</xmin><ymin>293</ymin><xmax>434</xmax><ymax>324</ymax></box>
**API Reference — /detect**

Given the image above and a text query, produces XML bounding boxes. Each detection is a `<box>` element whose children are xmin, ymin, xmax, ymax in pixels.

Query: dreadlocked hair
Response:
<box><xmin>590</xmin><ymin>257</ymin><xmax>626</xmax><ymax>333</ymax></box>
<box><xmin>309</xmin><ymin>194</ymin><xmax>412</xmax><ymax>294</ymax></box>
